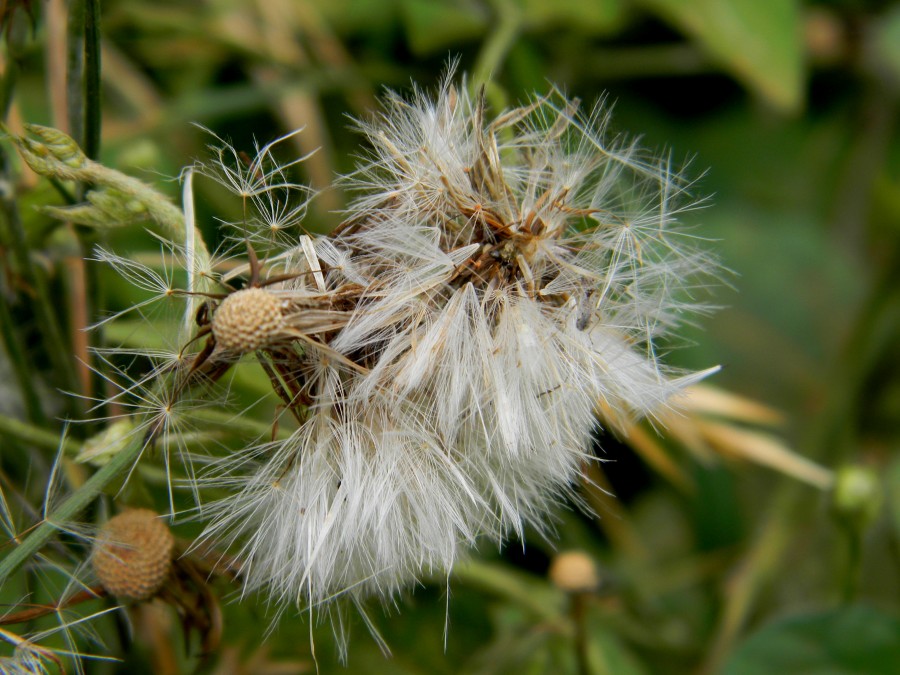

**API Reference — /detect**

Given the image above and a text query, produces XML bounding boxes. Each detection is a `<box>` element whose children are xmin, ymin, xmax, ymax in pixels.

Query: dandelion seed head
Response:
<box><xmin>84</xmin><ymin>67</ymin><xmax>719</xmax><ymax>654</ymax></box>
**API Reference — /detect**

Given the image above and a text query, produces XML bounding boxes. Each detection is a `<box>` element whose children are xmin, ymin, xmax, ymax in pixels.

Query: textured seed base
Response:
<box><xmin>92</xmin><ymin>509</ymin><xmax>174</xmax><ymax>601</ymax></box>
<box><xmin>212</xmin><ymin>287</ymin><xmax>284</xmax><ymax>353</ymax></box>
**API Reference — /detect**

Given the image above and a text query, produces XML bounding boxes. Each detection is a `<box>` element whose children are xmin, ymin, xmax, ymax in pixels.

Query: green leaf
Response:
<box><xmin>586</xmin><ymin>618</ymin><xmax>649</xmax><ymax>675</ymax></box>
<box><xmin>308</xmin><ymin>0</ymin><xmax>399</xmax><ymax>36</ymax></box>
<box><xmin>723</xmin><ymin>606</ymin><xmax>900</xmax><ymax>675</ymax></box>
<box><xmin>518</xmin><ymin>0</ymin><xmax>625</xmax><ymax>35</ymax></box>
<box><xmin>400</xmin><ymin>0</ymin><xmax>488</xmax><ymax>55</ymax></box>
<box><xmin>637</xmin><ymin>0</ymin><xmax>803</xmax><ymax>113</ymax></box>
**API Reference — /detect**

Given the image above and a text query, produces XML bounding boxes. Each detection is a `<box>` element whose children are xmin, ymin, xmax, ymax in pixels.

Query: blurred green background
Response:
<box><xmin>1</xmin><ymin>0</ymin><xmax>899</xmax><ymax>673</ymax></box>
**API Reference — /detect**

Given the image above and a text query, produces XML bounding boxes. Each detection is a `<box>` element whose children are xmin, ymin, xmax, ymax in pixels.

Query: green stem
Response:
<box><xmin>0</xmin><ymin>9</ymin><xmax>46</xmax><ymax>425</ymax></box>
<box><xmin>71</xmin><ymin>0</ymin><xmax>105</xmax><ymax>415</ymax></box>
<box><xmin>572</xmin><ymin>593</ymin><xmax>591</xmax><ymax>675</ymax></box>
<box><xmin>471</xmin><ymin>0</ymin><xmax>521</xmax><ymax>93</ymax></box>
<box><xmin>7</xmin><ymin>123</ymin><xmax>212</xmax><ymax>275</ymax></box>
<box><xmin>0</xmin><ymin>414</ymin><xmax>81</xmax><ymax>454</ymax></box>
<box><xmin>703</xmin><ymin>263</ymin><xmax>900</xmax><ymax>672</ymax></box>
<box><xmin>840</xmin><ymin>527</ymin><xmax>863</xmax><ymax>605</ymax></box>
<box><xmin>66</xmin><ymin>0</ymin><xmax>85</xmax><ymax>152</ymax></box>
<box><xmin>0</xmin><ymin>49</ymin><xmax>17</xmax><ymax>120</ymax></box>
<box><xmin>191</xmin><ymin>408</ymin><xmax>293</xmax><ymax>441</ymax></box>
<box><xmin>453</xmin><ymin>560</ymin><xmax>567</xmax><ymax>625</ymax></box>
<box><xmin>0</xmin><ymin>4</ymin><xmax>30</xmax><ymax>119</ymax></box>
<box><xmin>0</xmin><ymin>433</ymin><xmax>144</xmax><ymax>587</ymax></box>
<box><xmin>82</xmin><ymin>0</ymin><xmax>102</xmax><ymax>161</ymax></box>
<box><xmin>47</xmin><ymin>177</ymin><xmax>78</xmax><ymax>205</ymax></box>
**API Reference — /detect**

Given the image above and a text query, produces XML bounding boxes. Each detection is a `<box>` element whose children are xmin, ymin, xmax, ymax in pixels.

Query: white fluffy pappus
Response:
<box><xmin>79</xmin><ymin>69</ymin><xmax>723</xmax><ymax>657</ymax></box>
<box><xmin>192</xmin><ymin>71</ymin><xmax>720</xmax><ymax>646</ymax></box>
<box><xmin>335</xmin><ymin>72</ymin><xmax>720</xmax><ymax>465</ymax></box>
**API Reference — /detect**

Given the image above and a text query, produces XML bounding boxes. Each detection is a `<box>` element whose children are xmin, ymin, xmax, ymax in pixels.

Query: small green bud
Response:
<box><xmin>76</xmin><ymin>419</ymin><xmax>137</xmax><ymax>466</ymax></box>
<box><xmin>23</xmin><ymin>124</ymin><xmax>87</xmax><ymax>170</ymax></box>
<box><xmin>831</xmin><ymin>465</ymin><xmax>883</xmax><ymax>532</ymax></box>
<box><xmin>89</xmin><ymin>189</ymin><xmax>146</xmax><ymax>219</ymax></box>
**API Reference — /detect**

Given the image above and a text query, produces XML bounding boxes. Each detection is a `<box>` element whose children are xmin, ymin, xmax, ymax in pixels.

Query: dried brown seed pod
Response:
<box><xmin>92</xmin><ymin>509</ymin><xmax>175</xmax><ymax>601</ymax></box>
<box><xmin>211</xmin><ymin>287</ymin><xmax>284</xmax><ymax>353</ymax></box>
<box><xmin>548</xmin><ymin>550</ymin><xmax>599</xmax><ymax>593</ymax></box>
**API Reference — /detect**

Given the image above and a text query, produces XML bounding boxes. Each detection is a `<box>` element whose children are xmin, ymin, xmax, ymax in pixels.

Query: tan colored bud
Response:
<box><xmin>92</xmin><ymin>509</ymin><xmax>174</xmax><ymax>601</ymax></box>
<box><xmin>548</xmin><ymin>550</ymin><xmax>599</xmax><ymax>593</ymax></box>
<box><xmin>212</xmin><ymin>287</ymin><xmax>284</xmax><ymax>353</ymax></box>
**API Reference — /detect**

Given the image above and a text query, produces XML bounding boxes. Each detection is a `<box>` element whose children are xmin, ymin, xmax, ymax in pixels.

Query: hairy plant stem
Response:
<box><xmin>0</xmin><ymin>433</ymin><xmax>144</xmax><ymax>587</ymax></box>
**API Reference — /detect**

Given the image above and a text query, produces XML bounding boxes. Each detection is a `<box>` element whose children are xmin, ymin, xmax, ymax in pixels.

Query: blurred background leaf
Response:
<box><xmin>723</xmin><ymin>605</ymin><xmax>900</xmax><ymax>675</ymax></box>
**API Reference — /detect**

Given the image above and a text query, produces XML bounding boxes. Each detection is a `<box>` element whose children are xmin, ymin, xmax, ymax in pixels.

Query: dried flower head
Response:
<box><xmin>191</xmin><ymin>70</ymin><xmax>718</xmax><ymax>644</ymax></box>
<box><xmin>92</xmin><ymin>509</ymin><xmax>174</xmax><ymax>601</ymax></box>
<box><xmin>211</xmin><ymin>287</ymin><xmax>286</xmax><ymax>353</ymax></box>
<box><xmin>84</xmin><ymin>68</ymin><xmax>718</xmax><ymax>654</ymax></box>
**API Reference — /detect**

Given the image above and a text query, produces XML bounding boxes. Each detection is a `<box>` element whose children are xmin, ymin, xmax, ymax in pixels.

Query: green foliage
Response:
<box><xmin>637</xmin><ymin>0</ymin><xmax>803</xmax><ymax>112</ymax></box>
<box><xmin>723</xmin><ymin>606</ymin><xmax>900</xmax><ymax>675</ymax></box>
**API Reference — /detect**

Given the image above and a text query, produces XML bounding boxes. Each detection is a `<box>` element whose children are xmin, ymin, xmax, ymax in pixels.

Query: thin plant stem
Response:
<box><xmin>66</xmin><ymin>0</ymin><xmax>85</xmax><ymax>151</ymax></box>
<box><xmin>82</xmin><ymin>0</ymin><xmax>102</xmax><ymax>161</ymax></box>
<box><xmin>0</xmin><ymin>48</ymin><xmax>16</xmax><ymax>119</ymax></box>
<box><xmin>471</xmin><ymin>0</ymin><xmax>521</xmax><ymax>93</ymax></box>
<box><xmin>840</xmin><ymin>527</ymin><xmax>863</xmax><ymax>605</ymax></box>
<box><xmin>452</xmin><ymin>560</ymin><xmax>567</xmax><ymax>625</ymax></box>
<box><xmin>0</xmin><ymin>13</ymin><xmax>48</xmax><ymax>425</ymax></box>
<box><xmin>572</xmin><ymin>593</ymin><xmax>591</xmax><ymax>675</ymax></box>
<box><xmin>0</xmin><ymin>587</ymin><xmax>107</xmax><ymax>625</ymax></box>
<box><xmin>702</xmin><ymin>269</ymin><xmax>900</xmax><ymax>672</ymax></box>
<box><xmin>66</xmin><ymin>0</ymin><xmax>105</xmax><ymax>408</ymax></box>
<box><xmin>0</xmin><ymin>414</ymin><xmax>81</xmax><ymax>455</ymax></box>
<box><xmin>46</xmin><ymin>177</ymin><xmax>78</xmax><ymax>205</ymax></box>
<box><xmin>45</xmin><ymin>0</ymin><xmax>70</xmax><ymax>131</ymax></box>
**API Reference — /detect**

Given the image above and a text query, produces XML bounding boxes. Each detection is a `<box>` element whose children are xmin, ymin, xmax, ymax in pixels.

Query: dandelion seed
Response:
<box><xmin>193</xmin><ymin>127</ymin><xmax>317</xmax><ymax>254</ymax></box>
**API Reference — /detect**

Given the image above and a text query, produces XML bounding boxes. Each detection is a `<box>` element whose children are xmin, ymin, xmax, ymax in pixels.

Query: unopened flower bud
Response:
<box><xmin>831</xmin><ymin>465</ymin><xmax>883</xmax><ymax>532</ymax></box>
<box><xmin>548</xmin><ymin>550</ymin><xmax>599</xmax><ymax>593</ymax></box>
<box><xmin>76</xmin><ymin>419</ymin><xmax>136</xmax><ymax>466</ymax></box>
